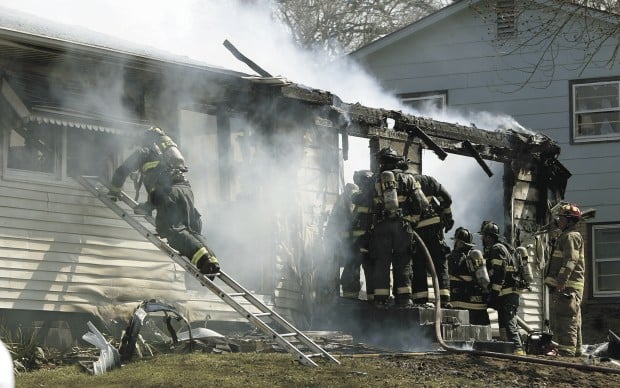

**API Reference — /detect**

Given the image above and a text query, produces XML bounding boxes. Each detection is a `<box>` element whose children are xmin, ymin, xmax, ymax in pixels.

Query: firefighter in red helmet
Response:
<box><xmin>544</xmin><ymin>203</ymin><xmax>586</xmax><ymax>357</ymax></box>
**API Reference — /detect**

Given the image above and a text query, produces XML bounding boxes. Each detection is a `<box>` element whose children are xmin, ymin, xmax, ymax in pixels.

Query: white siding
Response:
<box><xmin>0</xmin><ymin>177</ymin><xmax>242</xmax><ymax>323</ymax></box>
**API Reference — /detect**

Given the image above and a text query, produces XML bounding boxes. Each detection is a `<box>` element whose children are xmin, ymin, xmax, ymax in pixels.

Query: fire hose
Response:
<box><xmin>411</xmin><ymin>230</ymin><xmax>620</xmax><ymax>375</ymax></box>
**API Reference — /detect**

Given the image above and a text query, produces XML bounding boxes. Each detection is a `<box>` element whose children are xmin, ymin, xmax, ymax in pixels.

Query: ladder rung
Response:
<box><xmin>227</xmin><ymin>292</ymin><xmax>246</xmax><ymax>297</ymax></box>
<box><xmin>252</xmin><ymin>312</ymin><xmax>272</xmax><ymax>317</ymax></box>
<box><xmin>278</xmin><ymin>333</ymin><xmax>297</xmax><ymax>338</ymax></box>
<box><xmin>306</xmin><ymin>353</ymin><xmax>323</xmax><ymax>358</ymax></box>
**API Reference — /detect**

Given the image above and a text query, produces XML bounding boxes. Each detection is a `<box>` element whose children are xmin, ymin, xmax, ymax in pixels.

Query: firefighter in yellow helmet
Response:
<box><xmin>107</xmin><ymin>126</ymin><xmax>220</xmax><ymax>276</ymax></box>
<box><xmin>544</xmin><ymin>203</ymin><xmax>585</xmax><ymax>357</ymax></box>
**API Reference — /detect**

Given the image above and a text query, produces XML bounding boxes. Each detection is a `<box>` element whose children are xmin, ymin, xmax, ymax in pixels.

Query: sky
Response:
<box><xmin>0</xmin><ymin>0</ymin><xmax>512</xmax><ymax>242</ymax></box>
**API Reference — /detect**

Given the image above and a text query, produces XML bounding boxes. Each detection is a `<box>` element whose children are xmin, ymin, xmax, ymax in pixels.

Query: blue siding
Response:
<box><xmin>355</xmin><ymin>4</ymin><xmax>620</xmax><ymax>223</ymax></box>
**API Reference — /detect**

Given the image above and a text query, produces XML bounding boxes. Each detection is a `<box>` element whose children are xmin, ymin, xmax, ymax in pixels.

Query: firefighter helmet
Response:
<box><xmin>376</xmin><ymin>147</ymin><xmax>402</xmax><ymax>164</ymax></box>
<box><xmin>142</xmin><ymin>126</ymin><xmax>165</xmax><ymax>144</ymax></box>
<box><xmin>134</xmin><ymin>126</ymin><xmax>166</xmax><ymax>147</ymax></box>
<box><xmin>146</xmin><ymin>126</ymin><xmax>165</xmax><ymax>136</ymax></box>
<box><xmin>480</xmin><ymin>221</ymin><xmax>500</xmax><ymax>237</ymax></box>
<box><xmin>557</xmin><ymin>203</ymin><xmax>581</xmax><ymax>220</ymax></box>
<box><xmin>353</xmin><ymin>170</ymin><xmax>373</xmax><ymax>186</ymax></box>
<box><xmin>453</xmin><ymin>227</ymin><xmax>474</xmax><ymax>245</ymax></box>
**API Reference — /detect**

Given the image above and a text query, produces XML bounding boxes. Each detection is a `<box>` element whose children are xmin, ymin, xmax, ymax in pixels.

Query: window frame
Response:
<box><xmin>591</xmin><ymin>222</ymin><xmax>620</xmax><ymax>298</ymax></box>
<box><xmin>2</xmin><ymin>124</ymin><xmax>66</xmax><ymax>184</ymax></box>
<box><xmin>2</xmin><ymin>122</ymin><xmax>124</xmax><ymax>186</ymax></box>
<box><xmin>570</xmin><ymin>78</ymin><xmax>620</xmax><ymax>144</ymax></box>
<box><xmin>400</xmin><ymin>91</ymin><xmax>448</xmax><ymax>114</ymax></box>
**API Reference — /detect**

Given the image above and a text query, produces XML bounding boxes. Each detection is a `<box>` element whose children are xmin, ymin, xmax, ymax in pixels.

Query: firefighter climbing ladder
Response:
<box><xmin>77</xmin><ymin>175</ymin><xmax>340</xmax><ymax>367</ymax></box>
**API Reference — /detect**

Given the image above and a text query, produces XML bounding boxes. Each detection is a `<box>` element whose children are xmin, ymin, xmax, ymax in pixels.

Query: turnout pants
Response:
<box><xmin>340</xmin><ymin>237</ymin><xmax>361</xmax><ymax>298</ymax></box>
<box><xmin>497</xmin><ymin>292</ymin><xmax>523</xmax><ymax>351</ymax></box>
<box><xmin>369</xmin><ymin>218</ymin><xmax>413</xmax><ymax>303</ymax></box>
<box><xmin>153</xmin><ymin>183</ymin><xmax>211</xmax><ymax>264</ymax></box>
<box><xmin>549</xmin><ymin>290</ymin><xmax>582</xmax><ymax>356</ymax></box>
<box><xmin>412</xmin><ymin>223</ymin><xmax>450</xmax><ymax>304</ymax></box>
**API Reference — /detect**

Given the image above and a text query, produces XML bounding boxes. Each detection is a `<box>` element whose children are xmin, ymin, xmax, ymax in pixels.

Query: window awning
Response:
<box><xmin>1</xmin><ymin>77</ymin><xmax>149</xmax><ymax>136</ymax></box>
<box><xmin>26</xmin><ymin>106</ymin><xmax>150</xmax><ymax>135</ymax></box>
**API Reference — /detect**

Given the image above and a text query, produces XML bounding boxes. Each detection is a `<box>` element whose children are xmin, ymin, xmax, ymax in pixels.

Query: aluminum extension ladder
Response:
<box><xmin>77</xmin><ymin>175</ymin><xmax>340</xmax><ymax>367</ymax></box>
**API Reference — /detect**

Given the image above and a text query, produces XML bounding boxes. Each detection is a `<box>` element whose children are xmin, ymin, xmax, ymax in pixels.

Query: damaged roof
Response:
<box><xmin>0</xmin><ymin>4</ymin><xmax>567</xmax><ymax>170</ymax></box>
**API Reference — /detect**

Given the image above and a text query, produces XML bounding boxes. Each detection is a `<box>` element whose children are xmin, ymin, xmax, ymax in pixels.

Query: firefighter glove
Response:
<box><xmin>442</xmin><ymin>215</ymin><xmax>454</xmax><ymax>233</ymax></box>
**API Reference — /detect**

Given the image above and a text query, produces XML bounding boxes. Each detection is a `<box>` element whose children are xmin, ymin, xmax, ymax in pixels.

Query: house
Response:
<box><xmin>351</xmin><ymin>0</ymin><xmax>620</xmax><ymax>342</ymax></box>
<box><xmin>0</xmin><ymin>7</ymin><xmax>347</xmax><ymax>345</ymax></box>
<box><xmin>0</xmin><ymin>5</ymin><xmax>568</xmax><ymax>349</ymax></box>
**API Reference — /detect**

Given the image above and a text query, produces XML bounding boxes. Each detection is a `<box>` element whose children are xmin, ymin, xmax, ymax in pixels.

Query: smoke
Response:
<box><xmin>1</xmin><ymin>0</ymin><xmax>521</xmax><ymax>328</ymax></box>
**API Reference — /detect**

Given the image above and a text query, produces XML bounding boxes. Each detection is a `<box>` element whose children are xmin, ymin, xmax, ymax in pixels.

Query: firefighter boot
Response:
<box><xmin>197</xmin><ymin>254</ymin><xmax>220</xmax><ymax>280</ymax></box>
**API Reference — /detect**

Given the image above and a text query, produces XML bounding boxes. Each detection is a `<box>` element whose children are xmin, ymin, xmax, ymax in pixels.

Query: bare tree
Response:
<box><xmin>472</xmin><ymin>0</ymin><xmax>620</xmax><ymax>89</ymax></box>
<box><xmin>273</xmin><ymin>0</ymin><xmax>451</xmax><ymax>56</ymax></box>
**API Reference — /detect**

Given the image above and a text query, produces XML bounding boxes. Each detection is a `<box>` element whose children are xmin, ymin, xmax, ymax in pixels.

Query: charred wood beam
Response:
<box><xmin>223</xmin><ymin>40</ymin><xmax>272</xmax><ymax>78</ymax></box>
<box><xmin>272</xmin><ymin>83</ymin><xmax>561</xmax><ymax>165</ymax></box>
<box><xmin>463</xmin><ymin>140</ymin><xmax>494</xmax><ymax>177</ymax></box>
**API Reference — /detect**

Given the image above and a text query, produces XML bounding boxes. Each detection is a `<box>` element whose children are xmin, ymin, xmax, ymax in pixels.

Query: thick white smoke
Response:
<box><xmin>2</xmin><ymin>0</ymin><xmax>518</xmax><ymax>330</ymax></box>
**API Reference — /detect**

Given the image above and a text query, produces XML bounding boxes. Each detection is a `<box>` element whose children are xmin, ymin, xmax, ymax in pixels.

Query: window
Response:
<box><xmin>401</xmin><ymin>91</ymin><xmax>447</xmax><ymax>114</ymax></box>
<box><xmin>592</xmin><ymin>224</ymin><xmax>620</xmax><ymax>297</ymax></box>
<box><xmin>6</xmin><ymin>123</ymin><xmax>60</xmax><ymax>177</ymax></box>
<box><xmin>572</xmin><ymin>80</ymin><xmax>620</xmax><ymax>143</ymax></box>
<box><xmin>66</xmin><ymin>127</ymin><xmax>117</xmax><ymax>179</ymax></box>
<box><xmin>3</xmin><ymin>121</ymin><xmax>119</xmax><ymax>183</ymax></box>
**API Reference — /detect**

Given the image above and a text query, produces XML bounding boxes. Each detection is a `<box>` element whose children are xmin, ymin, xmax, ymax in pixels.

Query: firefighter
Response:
<box><xmin>326</xmin><ymin>182</ymin><xmax>359</xmax><ymax>298</ymax></box>
<box><xmin>544</xmin><ymin>203</ymin><xmax>585</xmax><ymax>357</ymax></box>
<box><xmin>480</xmin><ymin>221</ymin><xmax>525</xmax><ymax>355</ymax></box>
<box><xmin>369</xmin><ymin>147</ymin><xmax>421</xmax><ymax>308</ymax></box>
<box><xmin>347</xmin><ymin>170</ymin><xmax>376</xmax><ymax>302</ymax></box>
<box><xmin>410</xmin><ymin>170</ymin><xmax>454</xmax><ymax>307</ymax></box>
<box><xmin>107</xmin><ymin>126</ymin><xmax>220</xmax><ymax>276</ymax></box>
<box><xmin>447</xmin><ymin>227</ymin><xmax>490</xmax><ymax>325</ymax></box>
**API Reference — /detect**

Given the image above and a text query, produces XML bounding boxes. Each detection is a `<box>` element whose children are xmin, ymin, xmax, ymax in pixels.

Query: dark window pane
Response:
<box><xmin>403</xmin><ymin>96</ymin><xmax>445</xmax><ymax>112</ymax></box>
<box><xmin>594</xmin><ymin>226</ymin><xmax>620</xmax><ymax>293</ymax></box>
<box><xmin>7</xmin><ymin>124</ymin><xmax>58</xmax><ymax>174</ymax></box>
<box><xmin>575</xmin><ymin>83</ymin><xmax>619</xmax><ymax>111</ymax></box>
<box><xmin>576</xmin><ymin>112</ymin><xmax>620</xmax><ymax>136</ymax></box>
<box><xmin>597</xmin><ymin>274</ymin><xmax>620</xmax><ymax>291</ymax></box>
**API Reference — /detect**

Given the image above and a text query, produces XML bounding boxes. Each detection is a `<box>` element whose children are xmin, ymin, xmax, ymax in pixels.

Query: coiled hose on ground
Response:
<box><xmin>411</xmin><ymin>230</ymin><xmax>620</xmax><ymax>375</ymax></box>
